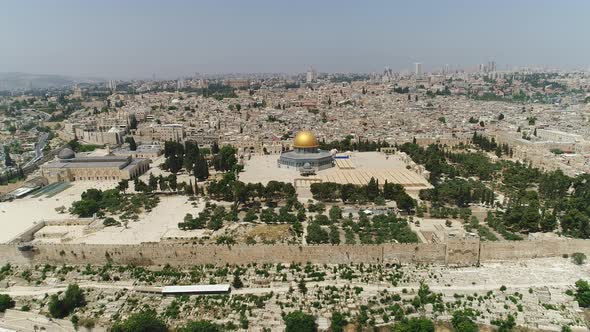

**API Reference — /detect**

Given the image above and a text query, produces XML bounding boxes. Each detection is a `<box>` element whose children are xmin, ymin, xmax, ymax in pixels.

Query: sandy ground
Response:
<box><xmin>0</xmin><ymin>181</ymin><xmax>119</xmax><ymax>244</ymax></box>
<box><xmin>0</xmin><ymin>154</ymin><xmax>209</xmax><ymax>244</ymax></box>
<box><xmin>70</xmin><ymin>196</ymin><xmax>203</xmax><ymax>244</ymax></box>
<box><xmin>138</xmin><ymin>155</ymin><xmax>206</xmax><ymax>188</ymax></box>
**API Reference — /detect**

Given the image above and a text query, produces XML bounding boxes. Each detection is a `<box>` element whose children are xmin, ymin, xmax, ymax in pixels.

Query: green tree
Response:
<box><xmin>540</xmin><ymin>211</ymin><xmax>557</xmax><ymax>232</ymax></box>
<box><xmin>125</xmin><ymin>137</ymin><xmax>137</xmax><ymax>151</ymax></box>
<box><xmin>329</xmin><ymin>224</ymin><xmax>340</xmax><ymax>244</ymax></box>
<box><xmin>111</xmin><ymin>309</ymin><xmax>167</xmax><ymax>332</ymax></box>
<box><xmin>212</xmin><ymin>145</ymin><xmax>238</xmax><ymax>172</ymax></box>
<box><xmin>392</xmin><ymin>317</ymin><xmax>434</xmax><ymax>332</ymax></box>
<box><xmin>193</xmin><ymin>154</ymin><xmax>209</xmax><ymax>180</ymax></box>
<box><xmin>158</xmin><ymin>175</ymin><xmax>169</xmax><ymax>191</ymax></box>
<box><xmin>232</xmin><ymin>271</ymin><xmax>244</xmax><ymax>289</ymax></box>
<box><xmin>451</xmin><ymin>310</ymin><xmax>478</xmax><ymax>332</ymax></box>
<box><xmin>329</xmin><ymin>206</ymin><xmax>342</xmax><ymax>223</ymax></box>
<box><xmin>3</xmin><ymin>146</ymin><xmax>13</xmax><ymax>167</ymax></box>
<box><xmin>0</xmin><ymin>294</ymin><xmax>15</xmax><ymax>312</ymax></box>
<box><xmin>561</xmin><ymin>210</ymin><xmax>590</xmax><ymax>238</ymax></box>
<box><xmin>168</xmin><ymin>174</ymin><xmax>178</xmax><ymax>192</ymax></box>
<box><xmin>366</xmin><ymin>177</ymin><xmax>380</xmax><ymax>201</ymax></box>
<box><xmin>148</xmin><ymin>173</ymin><xmax>158</xmax><ymax>192</ymax></box>
<box><xmin>48</xmin><ymin>284</ymin><xmax>85</xmax><ymax>318</ymax></box>
<box><xmin>128</xmin><ymin>114</ymin><xmax>138</xmax><ymax>130</ymax></box>
<box><xmin>178</xmin><ymin>320</ymin><xmax>221</xmax><ymax>332</ymax></box>
<box><xmin>330</xmin><ymin>312</ymin><xmax>347</xmax><ymax>332</ymax></box>
<box><xmin>575</xmin><ymin>279</ymin><xmax>590</xmax><ymax>307</ymax></box>
<box><xmin>70</xmin><ymin>198</ymin><xmax>100</xmax><ymax>217</ymax></box>
<box><xmin>284</xmin><ymin>311</ymin><xmax>317</xmax><ymax>332</ymax></box>
<box><xmin>306</xmin><ymin>222</ymin><xmax>329</xmax><ymax>244</ymax></box>
<box><xmin>116</xmin><ymin>179</ymin><xmax>129</xmax><ymax>193</ymax></box>
<box><xmin>491</xmin><ymin>314</ymin><xmax>516</xmax><ymax>332</ymax></box>
<box><xmin>396</xmin><ymin>193</ymin><xmax>416</xmax><ymax>214</ymax></box>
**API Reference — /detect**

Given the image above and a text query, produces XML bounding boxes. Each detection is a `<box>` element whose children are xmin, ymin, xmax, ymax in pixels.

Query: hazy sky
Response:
<box><xmin>1</xmin><ymin>0</ymin><xmax>589</xmax><ymax>79</ymax></box>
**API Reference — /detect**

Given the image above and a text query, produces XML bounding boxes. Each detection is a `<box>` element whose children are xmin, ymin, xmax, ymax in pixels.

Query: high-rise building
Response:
<box><xmin>382</xmin><ymin>66</ymin><xmax>394</xmax><ymax>82</ymax></box>
<box><xmin>414</xmin><ymin>63</ymin><xmax>423</xmax><ymax>78</ymax></box>
<box><xmin>443</xmin><ymin>64</ymin><xmax>450</xmax><ymax>75</ymax></box>
<box><xmin>488</xmin><ymin>61</ymin><xmax>496</xmax><ymax>72</ymax></box>
<box><xmin>306</xmin><ymin>66</ymin><xmax>317</xmax><ymax>83</ymax></box>
<box><xmin>107</xmin><ymin>80</ymin><xmax>117</xmax><ymax>91</ymax></box>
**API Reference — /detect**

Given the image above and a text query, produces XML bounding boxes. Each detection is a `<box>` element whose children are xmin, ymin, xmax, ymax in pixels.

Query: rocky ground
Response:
<box><xmin>0</xmin><ymin>257</ymin><xmax>588</xmax><ymax>331</ymax></box>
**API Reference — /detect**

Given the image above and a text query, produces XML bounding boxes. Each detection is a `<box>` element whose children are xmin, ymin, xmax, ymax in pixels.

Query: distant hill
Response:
<box><xmin>0</xmin><ymin>72</ymin><xmax>78</xmax><ymax>91</ymax></box>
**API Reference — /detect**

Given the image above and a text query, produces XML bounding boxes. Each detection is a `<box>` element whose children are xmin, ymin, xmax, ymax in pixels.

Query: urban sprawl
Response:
<box><xmin>1</xmin><ymin>65</ymin><xmax>590</xmax><ymax>332</ymax></box>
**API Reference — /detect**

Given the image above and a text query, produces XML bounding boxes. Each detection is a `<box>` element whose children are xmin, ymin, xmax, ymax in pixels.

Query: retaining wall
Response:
<box><xmin>480</xmin><ymin>239</ymin><xmax>590</xmax><ymax>261</ymax></box>
<box><xmin>1</xmin><ymin>238</ymin><xmax>590</xmax><ymax>267</ymax></box>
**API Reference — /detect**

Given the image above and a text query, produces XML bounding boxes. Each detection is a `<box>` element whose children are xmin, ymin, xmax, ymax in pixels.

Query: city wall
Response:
<box><xmin>0</xmin><ymin>239</ymin><xmax>589</xmax><ymax>267</ymax></box>
<box><xmin>480</xmin><ymin>239</ymin><xmax>590</xmax><ymax>261</ymax></box>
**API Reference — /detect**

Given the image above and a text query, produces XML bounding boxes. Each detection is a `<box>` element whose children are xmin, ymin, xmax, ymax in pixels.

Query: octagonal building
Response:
<box><xmin>278</xmin><ymin>131</ymin><xmax>334</xmax><ymax>172</ymax></box>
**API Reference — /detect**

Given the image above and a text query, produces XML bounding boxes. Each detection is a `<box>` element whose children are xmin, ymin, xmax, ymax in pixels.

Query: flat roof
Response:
<box><xmin>161</xmin><ymin>284</ymin><xmax>231</xmax><ymax>294</ymax></box>
<box><xmin>10</xmin><ymin>187</ymin><xmax>39</xmax><ymax>198</ymax></box>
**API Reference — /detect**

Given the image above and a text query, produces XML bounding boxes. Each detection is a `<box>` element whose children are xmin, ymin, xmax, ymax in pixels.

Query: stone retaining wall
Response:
<box><xmin>1</xmin><ymin>238</ymin><xmax>589</xmax><ymax>267</ymax></box>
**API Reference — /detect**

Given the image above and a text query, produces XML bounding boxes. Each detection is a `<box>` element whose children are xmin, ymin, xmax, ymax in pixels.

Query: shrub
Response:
<box><xmin>572</xmin><ymin>252</ymin><xmax>587</xmax><ymax>265</ymax></box>
<box><xmin>575</xmin><ymin>279</ymin><xmax>590</xmax><ymax>308</ymax></box>
<box><xmin>178</xmin><ymin>320</ymin><xmax>221</xmax><ymax>332</ymax></box>
<box><xmin>392</xmin><ymin>317</ymin><xmax>434</xmax><ymax>332</ymax></box>
<box><xmin>103</xmin><ymin>217</ymin><xmax>120</xmax><ymax>227</ymax></box>
<box><xmin>111</xmin><ymin>309</ymin><xmax>167</xmax><ymax>332</ymax></box>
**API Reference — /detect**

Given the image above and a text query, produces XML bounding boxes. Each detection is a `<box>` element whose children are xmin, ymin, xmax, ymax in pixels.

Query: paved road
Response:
<box><xmin>23</xmin><ymin>132</ymin><xmax>49</xmax><ymax>168</ymax></box>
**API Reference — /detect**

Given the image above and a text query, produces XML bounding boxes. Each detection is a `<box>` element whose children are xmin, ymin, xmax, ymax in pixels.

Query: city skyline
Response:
<box><xmin>1</xmin><ymin>0</ymin><xmax>590</xmax><ymax>79</ymax></box>
<box><xmin>2</xmin><ymin>1</ymin><xmax>590</xmax><ymax>328</ymax></box>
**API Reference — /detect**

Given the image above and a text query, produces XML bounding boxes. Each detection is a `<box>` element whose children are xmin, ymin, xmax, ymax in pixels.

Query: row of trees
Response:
<box><xmin>163</xmin><ymin>141</ymin><xmax>238</xmax><ymax>180</ymax></box>
<box><xmin>399</xmin><ymin>140</ymin><xmax>587</xmax><ymax>237</ymax></box>
<box><xmin>472</xmin><ymin>132</ymin><xmax>512</xmax><ymax>158</ymax></box>
<box><xmin>419</xmin><ymin>178</ymin><xmax>495</xmax><ymax>208</ymax></box>
<box><xmin>319</xmin><ymin>135</ymin><xmax>391</xmax><ymax>152</ymax></box>
<box><xmin>207</xmin><ymin>173</ymin><xmax>296</xmax><ymax>206</ymax></box>
<box><xmin>163</xmin><ymin>141</ymin><xmax>209</xmax><ymax>179</ymax></box>
<box><xmin>180</xmin><ymin>177</ymin><xmax>299</xmax><ymax>230</ymax></box>
<box><xmin>399</xmin><ymin>143</ymin><xmax>452</xmax><ymax>185</ymax></box>
<box><xmin>310</xmin><ymin>179</ymin><xmax>416</xmax><ymax>213</ymax></box>
<box><xmin>121</xmin><ymin>174</ymin><xmax>197</xmax><ymax>196</ymax></box>
<box><xmin>70</xmin><ymin>188</ymin><xmax>159</xmax><ymax>218</ymax></box>
<box><xmin>111</xmin><ymin>309</ymin><xmax>223</xmax><ymax>332</ymax></box>
<box><xmin>0</xmin><ymin>166</ymin><xmax>25</xmax><ymax>185</ymax></box>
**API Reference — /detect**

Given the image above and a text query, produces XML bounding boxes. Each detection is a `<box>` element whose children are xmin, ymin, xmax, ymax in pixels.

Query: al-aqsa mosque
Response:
<box><xmin>278</xmin><ymin>131</ymin><xmax>334</xmax><ymax>173</ymax></box>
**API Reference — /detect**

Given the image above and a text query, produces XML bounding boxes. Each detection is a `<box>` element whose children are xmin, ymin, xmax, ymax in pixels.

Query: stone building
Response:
<box><xmin>136</xmin><ymin>124</ymin><xmax>185</xmax><ymax>142</ymax></box>
<box><xmin>41</xmin><ymin>148</ymin><xmax>150</xmax><ymax>183</ymax></box>
<box><xmin>74</xmin><ymin>126</ymin><xmax>126</xmax><ymax>145</ymax></box>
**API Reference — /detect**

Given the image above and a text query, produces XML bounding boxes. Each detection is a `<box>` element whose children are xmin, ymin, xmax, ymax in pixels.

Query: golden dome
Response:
<box><xmin>293</xmin><ymin>131</ymin><xmax>319</xmax><ymax>148</ymax></box>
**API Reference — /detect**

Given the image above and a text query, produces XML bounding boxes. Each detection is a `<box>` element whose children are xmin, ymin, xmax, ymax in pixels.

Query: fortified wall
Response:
<box><xmin>1</xmin><ymin>238</ymin><xmax>589</xmax><ymax>267</ymax></box>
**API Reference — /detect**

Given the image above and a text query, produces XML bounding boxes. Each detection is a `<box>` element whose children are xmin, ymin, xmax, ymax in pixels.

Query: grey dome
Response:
<box><xmin>58</xmin><ymin>148</ymin><xmax>75</xmax><ymax>160</ymax></box>
<box><xmin>303</xmin><ymin>162</ymin><xmax>312</xmax><ymax>169</ymax></box>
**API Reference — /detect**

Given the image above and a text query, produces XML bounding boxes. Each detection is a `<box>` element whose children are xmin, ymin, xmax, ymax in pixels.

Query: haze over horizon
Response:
<box><xmin>1</xmin><ymin>0</ymin><xmax>589</xmax><ymax>79</ymax></box>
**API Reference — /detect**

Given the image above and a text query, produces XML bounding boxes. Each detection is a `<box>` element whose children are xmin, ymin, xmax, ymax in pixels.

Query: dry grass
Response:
<box><xmin>246</xmin><ymin>224</ymin><xmax>292</xmax><ymax>242</ymax></box>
